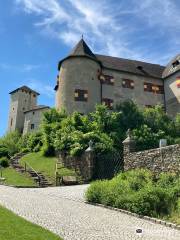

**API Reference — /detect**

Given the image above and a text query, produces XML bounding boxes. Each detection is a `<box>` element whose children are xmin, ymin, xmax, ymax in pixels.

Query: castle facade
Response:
<box><xmin>55</xmin><ymin>39</ymin><xmax>180</xmax><ymax>117</ymax></box>
<box><xmin>8</xmin><ymin>39</ymin><xmax>180</xmax><ymax>134</ymax></box>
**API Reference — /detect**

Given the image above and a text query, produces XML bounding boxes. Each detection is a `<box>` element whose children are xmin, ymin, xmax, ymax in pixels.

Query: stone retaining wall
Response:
<box><xmin>124</xmin><ymin>143</ymin><xmax>180</xmax><ymax>173</ymax></box>
<box><xmin>58</xmin><ymin>150</ymin><xmax>94</xmax><ymax>181</ymax></box>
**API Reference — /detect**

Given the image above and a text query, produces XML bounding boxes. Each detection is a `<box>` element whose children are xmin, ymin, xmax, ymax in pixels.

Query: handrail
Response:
<box><xmin>24</xmin><ymin>161</ymin><xmax>41</xmax><ymax>186</ymax></box>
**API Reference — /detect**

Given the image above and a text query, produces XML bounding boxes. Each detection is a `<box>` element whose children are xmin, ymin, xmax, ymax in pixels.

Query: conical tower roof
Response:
<box><xmin>69</xmin><ymin>39</ymin><xmax>96</xmax><ymax>59</ymax></box>
<box><xmin>58</xmin><ymin>39</ymin><xmax>99</xmax><ymax>70</ymax></box>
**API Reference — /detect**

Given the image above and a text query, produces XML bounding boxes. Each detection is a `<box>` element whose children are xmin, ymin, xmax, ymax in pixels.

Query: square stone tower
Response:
<box><xmin>8</xmin><ymin>86</ymin><xmax>39</xmax><ymax>133</ymax></box>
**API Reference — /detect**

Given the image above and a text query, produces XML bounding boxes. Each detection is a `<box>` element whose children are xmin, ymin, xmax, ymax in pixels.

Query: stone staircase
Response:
<box><xmin>10</xmin><ymin>153</ymin><xmax>52</xmax><ymax>187</ymax></box>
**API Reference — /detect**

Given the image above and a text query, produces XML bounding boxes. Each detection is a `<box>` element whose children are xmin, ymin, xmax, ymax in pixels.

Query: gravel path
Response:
<box><xmin>0</xmin><ymin>185</ymin><xmax>180</xmax><ymax>240</ymax></box>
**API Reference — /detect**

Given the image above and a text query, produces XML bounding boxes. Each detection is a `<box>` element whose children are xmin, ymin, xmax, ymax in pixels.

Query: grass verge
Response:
<box><xmin>20</xmin><ymin>152</ymin><xmax>57</xmax><ymax>184</ymax></box>
<box><xmin>0</xmin><ymin>205</ymin><xmax>62</xmax><ymax>240</ymax></box>
<box><xmin>2</xmin><ymin>167</ymin><xmax>36</xmax><ymax>187</ymax></box>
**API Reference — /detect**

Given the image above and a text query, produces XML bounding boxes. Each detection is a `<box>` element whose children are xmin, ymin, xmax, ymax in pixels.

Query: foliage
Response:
<box><xmin>0</xmin><ymin>157</ymin><xmax>9</xmax><ymax>168</ymax></box>
<box><xmin>132</xmin><ymin>105</ymin><xmax>180</xmax><ymax>150</ymax></box>
<box><xmin>0</xmin><ymin>101</ymin><xmax>179</xmax><ymax>158</ymax></box>
<box><xmin>0</xmin><ymin>131</ymin><xmax>22</xmax><ymax>157</ymax></box>
<box><xmin>0</xmin><ymin>145</ymin><xmax>9</xmax><ymax>158</ymax></box>
<box><xmin>39</xmin><ymin>102</ymin><xmax>180</xmax><ymax>156</ymax></box>
<box><xmin>86</xmin><ymin>169</ymin><xmax>180</xmax><ymax>219</ymax></box>
<box><xmin>115</xmin><ymin>100</ymin><xmax>144</xmax><ymax>131</ymax></box>
<box><xmin>0</xmin><ymin>206</ymin><xmax>61</xmax><ymax>240</ymax></box>
<box><xmin>21</xmin><ymin>132</ymin><xmax>43</xmax><ymax>153</ymax></box>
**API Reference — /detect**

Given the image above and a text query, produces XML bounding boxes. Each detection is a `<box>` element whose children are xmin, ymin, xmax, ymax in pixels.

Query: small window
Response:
<box><xmin>33</xmin><ymin>112</ymin><xmax>35</xmax><ymax>115</ymax></box>
<box><xmin>31</xmin><ymin>124</ymin><xmax>35</xmax><ymax>129</ymax></box>
<box><xmin>172</xmin><ymin>60</ymin><xmax>179</xmax><ymax>68</ymax></box>
<box><xmin>144</xmin><ymin>82</ymin><xmax>164</xmax><ymax>94</ymax></box>
<box><xmin>99</xmin><ymin>74</ymin><xmax>114</xmax><ymax>85</ymax></box>
<box><xmin>25</xmin><ymin>99</ymin><xmax>27</xmax><ymax>102</ymax></box>
<box><xmin>10</xmin><ymin>118</ymin><xmax>13</xmax><ymax>126</ymax></box>
<box><xmin>12</xmin><ymin>107</ymin><xmax>14</xmax><ymax>111</ymax></box>
<box><xmin>122</xmin><ymin>79</ymin><xmax>134</xmax><ymax>89</ymax></box>
<box><xmin>102</xmin><ymin>98</ymin><xmax>113</xmax><ymax>110</ymax></box>
<box><xmin>23</xmin><ymin>107</ymin><xmax>25</xmax><ymax>111</ymax></box>
<box><xmin>33</xmin><ymin>94</ymin><xmax>36</xmax><ymax>97</ymax></box>
<box><xmin>74</xmin><ymin>89</ymin><xmax>88</xmax><ymax>102</ymax></box>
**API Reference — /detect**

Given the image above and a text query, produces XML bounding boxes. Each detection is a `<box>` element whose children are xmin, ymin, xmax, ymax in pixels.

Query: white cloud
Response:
<box><xmin>15</xmin><ymin>0</ymin><xmax>180</xmax><ymax>64</ymax></box>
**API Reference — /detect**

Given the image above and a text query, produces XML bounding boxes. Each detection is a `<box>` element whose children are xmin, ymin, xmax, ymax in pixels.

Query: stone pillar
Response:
<box><xmin>122</xmin><ymin>129</ymin><xmax>136</xmax><ymax>155</ymax></box>
<box><xmin>123</xmin><ymin>129</ymin><xmax>136</xmax><ymax>171</ymax></box>
<box><xmin>84</xmin><ymin>140</ymin><xmax>94</xmax><ymax>181</ymax></box>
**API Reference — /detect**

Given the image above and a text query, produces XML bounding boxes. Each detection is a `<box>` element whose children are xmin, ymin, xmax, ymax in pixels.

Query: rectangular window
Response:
<box><xmin>74</xmin><ymin>89</ymin><xmax>88</xmax><ymax>102</ymax></box>
<box><xmin>10</xmin><ymin>118</ymin><xmax>13</xmax><ymax>126</ymax></box>
<box><xmin>99</xmin><ymin>74</ymin><xmax>114</xmax><ymax>85</ymax></box>
<box><xmin>31</xmin><ymin>124</ymin><xmax>35</xmax><ymax>129</ymax></box>
<box><xmin>122</xmin><ymin>79</ymin><xmax>134</xmax><ymax>89</ymax></box>
<box><xmin>102</xmin><ymin>98</ymin><xmax>114</xmax><ymax>110</ymax></box>
<box><xmin>144</xmin><ymin>82</ymin><xmax>164</xmax><ymax>94</ymax></box>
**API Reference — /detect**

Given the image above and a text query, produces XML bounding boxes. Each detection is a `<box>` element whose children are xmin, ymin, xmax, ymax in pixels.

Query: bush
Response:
<box><xmin>86</xmin><ymin>169</ymin><xmax>180</xmax><ymax>218</ymax></box>
<box><xmin>0</xmin><ymin>157</ymin><xmax>9</xmax><ymax>168</ymax></box>
<box><xmin>0</xmin><ymin>146</ymin><xmax>9</xmax><ymax>158</ymax></box>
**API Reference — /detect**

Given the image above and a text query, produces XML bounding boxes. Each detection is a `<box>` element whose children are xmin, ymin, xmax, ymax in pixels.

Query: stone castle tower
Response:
<box><xmin>55</xmin><ymin>39</ymin><xmax>179</xmax><ymax>117</ymax></box>
<box><xmin>55</xmin><ymin>39</ymin><xmax>102</xmax><ymax>114</ymax></box>
<box><xmin>8</xmin><ymin>86</ymin><xmax>39</xmax><ymax>133</ymax></box>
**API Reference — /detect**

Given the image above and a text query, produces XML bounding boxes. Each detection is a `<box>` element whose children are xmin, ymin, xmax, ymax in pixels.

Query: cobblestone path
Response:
<box><xmin>0</xmin><ymin>185</ymin><xmax>180</xmax><ymax>240</ymax></box>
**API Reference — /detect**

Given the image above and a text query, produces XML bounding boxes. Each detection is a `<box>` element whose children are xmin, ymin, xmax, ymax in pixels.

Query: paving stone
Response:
<box><xmin>0</xmin><ymin>185</ymin><xmax>180</xmax><ymax>240</ymax></box>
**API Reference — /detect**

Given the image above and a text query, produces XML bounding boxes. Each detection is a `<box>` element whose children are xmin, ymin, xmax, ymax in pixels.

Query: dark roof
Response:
<box><xmin>96</xmin><ymin>54</ymin><xmax>165</xmax><ymax>79</ymax></box>
<box><xmin>58</xmin><ymin>39</ymin><xmax>165</xmax><ymax>78</ymax></box>
<box><xmin>9</xmin><ymin>86</ymin><xmax>40</xmax><ymax>95</ymax></box>
<box><xmin>162</xmin><ymin>54</ymin><xmax>180</xmax><ymax>78</ymax></box>
<box><xmin>58</xmin><ymin>39</ymin><xmax>99</xmax><ymax>70</ymax></box>
<box><xmin>24</xmin><ymin>105</ymin><xmax>50</xmax><ymax>113</ymax></box>
<box><xmin>69</xmin><ymin>39</ymin><xmax>97</xmax><ymax>59</ymax></box>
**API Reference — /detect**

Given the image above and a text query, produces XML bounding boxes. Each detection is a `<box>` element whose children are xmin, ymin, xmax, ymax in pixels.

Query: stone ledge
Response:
<box><xmin>85</xmin><ymin>201</ymin><xmax>180</xmax><ymax>231</ymax></box>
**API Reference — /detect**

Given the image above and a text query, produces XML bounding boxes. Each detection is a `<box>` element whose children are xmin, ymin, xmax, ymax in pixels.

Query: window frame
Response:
<box><xmin>122</xmin><ymin>79</ymin><xmax>134</xmax><ymax>89</ymax></box>
<box><xmin>102</xmin><ymin>98</ymin><xmax>114</xmax><ymax>110</ymax></box>
<box><xmin>74</xmin><ymin>89</ymin><xmax>88</xmax><ymax>102</ymax></box>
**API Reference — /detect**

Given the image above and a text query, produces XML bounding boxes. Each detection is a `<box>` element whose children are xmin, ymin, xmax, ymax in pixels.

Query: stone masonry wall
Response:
<box><xmin>124</xmin><ymin>144</ymin><xmax>180</xmax><ymax>174</ymax></box>
<box><xmin>58</xmin><ymin>150</ymin><xmax>94</xmax><ymax>182</ymax></box>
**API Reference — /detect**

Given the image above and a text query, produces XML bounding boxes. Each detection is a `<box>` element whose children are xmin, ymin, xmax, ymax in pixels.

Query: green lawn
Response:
<box><xmin>20</xmin><ymin>152</ymin><xmax>57</xmax><ymax>184</ymax></box>
<box><xmin>2</xmin><ymin>167</ymin><xmax>36</xmax><ymax>187</ymax></box>
<box><xmin>0</xmin><ymin>206</ymin><xmax>62</xmax><ymax>240</ymax></box>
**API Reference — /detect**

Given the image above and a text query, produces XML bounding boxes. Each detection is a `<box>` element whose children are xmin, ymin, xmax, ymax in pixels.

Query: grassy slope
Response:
<box><xmin>20</xmin><ymin>152</ymin><xmax>57</xmax><ymax>184</ymax></box>
<box><xmin>0</xmin><ymin>206</ymin><xmax>61</xmax><ymax>240</ymax></box>
<box><xmin>2</xmin><ymin>167</ymin><xmax>36</xmax><ymax>187</ymax></box>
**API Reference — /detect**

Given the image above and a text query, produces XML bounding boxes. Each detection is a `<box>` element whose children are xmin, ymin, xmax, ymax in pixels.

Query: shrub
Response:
<box><xmin>0</xmin><ymin>131</ymin><xmax>21</xmax><ymax>157</ymax></box>
<box><xmin>0</xmin><ymin>146</ymin><xmax>9</xmax><ymax>158</ymax></box>
<box><xmin>86</xmin><ymin>169</ymin><xmax>180</xmax><ymax>218</ymax></box>
<box><xmin>0</xmin><ymin>157</ymin><xmax>9</xmax><ymax>168</ymax></box>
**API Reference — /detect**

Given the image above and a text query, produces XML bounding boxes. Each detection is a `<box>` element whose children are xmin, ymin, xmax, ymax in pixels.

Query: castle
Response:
<box><xmin>8</xmin><ymin>86</ymin><xmax>49</xmax><ymax>134</ymax></box>
<box><xmin>8</xmin><ymin>39</ymin><xmax>180</xmax><ymax>134</ymax></box>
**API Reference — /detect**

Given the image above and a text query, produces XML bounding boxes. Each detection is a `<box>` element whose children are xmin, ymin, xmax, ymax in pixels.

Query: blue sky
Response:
<box><xmin>0</xmin><ymin>0</ymin><xmax>180</xmax><ymax>136</ymax></box>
